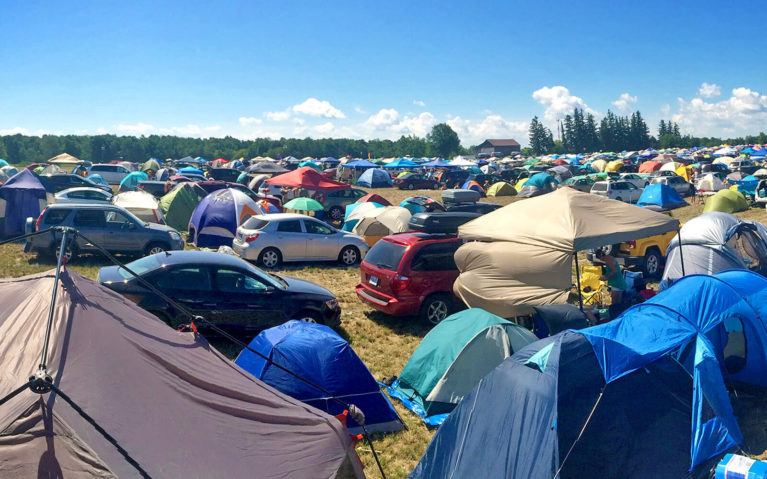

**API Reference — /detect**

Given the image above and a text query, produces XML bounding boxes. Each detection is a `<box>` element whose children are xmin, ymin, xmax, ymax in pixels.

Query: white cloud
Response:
<box><xmin>698</xmin><ymin>82</ymin><xmax>721</xmax><ymax>98</ymax></box>
<box><xmin>315</xmin><ymin>122</ymin><xmax>335</xmax><ymax>134</ymax></box>
<box><xmin>0</xmin><ymin>126</ymin><xmax>29</xmax><ymax>135</ymax></box>
<box><xmin>392</xmin><ymin>112</ymin><xmax>436</xmax><ymax>137</ymax></box>
<box><xmin>363</xmin><ymin>108</ymin><xmax>400</xmax><ymax>130</ymax></box>
<box><xmin>448</xmin><ymin>115</ymin><xmax>528</xmax><ymax>145</ymax></box>
<box><xmin>672</xmin><ymin>87</ymin><xmax>767</xmax><ymax>137</ymax></box>
<box><xmin>362</xmin><ymin>109</ymin><xmax>436</xmax><ymax>138</ymax></box>
<box><xmin>157</xmin><ymin>124</ymin><xmax>221</xmax><ymax>137</ymax></box>
<box><xmin>532</xmin><ymin>85</ymin><xmax>595</xmax><ymax>123</ymax></box>
<box><xmin>265</xmin><ymin>109</ymin><xmax>291</xmax><ymax>121</ymax></box>
<box><xmin>238</xmin><ymin>116</ymin><xmax>262</xmax><ymax>126</ymax></box>
<box><xmin>292</xmin><ymin>98</ymin><xmax>345</xmax><ymax>119</ymax></box>
<box><xmin>611</xmin><ymin>93</ymin><xmax>638</xmax><ymax>112</ymax></box>
<box><xmin>413</xmin><ymin>100</ymin><xmax>425</xmax><ymax>107</ymax></box>
<box><xmin>661</xmin><ymin>104</ymin><xmax>671</xmax><ymax>115</ymax></box>
<box><xmin>354</xmin><ymin>106</ymin><xmax>367</xmax><ymax>114</ymax></box>
<box><xmin>96</xmin><ymin>127</ymin><xmax>108</xmax><ymax>134</ymax></box>
<box><xmin>293</xmin><ymin>118</ymin><xmax>306</xmax><ymax>125</ymax></box>
<box><xmin>116</xmin><ymin>123</ymin><xmax>155</xmax><ymax>135</ymax></box>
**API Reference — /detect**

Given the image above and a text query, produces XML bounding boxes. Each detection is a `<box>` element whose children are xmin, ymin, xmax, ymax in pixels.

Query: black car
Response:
<box><xmin>467</xmin><ymin>174</ymin><xmax>505</xmax><ymax>186</ymax></box>
<box><xmin>208</xmin><ymin>167</ymin><xmax>243</xmax><ymax>182</ymax></box>
<box><xmin>97</xmin><ymin>251</ymin><xmax>341</xmax><ymax>334</ymax></box>
<box><xmin>38</xmin><ymin>174</ymin><xmax>112</xmax><ymax>193</ymax></box>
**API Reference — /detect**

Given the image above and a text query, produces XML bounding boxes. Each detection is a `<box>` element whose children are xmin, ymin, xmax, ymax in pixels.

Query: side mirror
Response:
<box><xmin>128</xmin><ymin>222</ymin><xmax>136</xmax><ymax>230</ymax></box>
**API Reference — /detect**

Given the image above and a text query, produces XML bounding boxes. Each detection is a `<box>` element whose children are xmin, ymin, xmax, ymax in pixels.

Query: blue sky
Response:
<box><xmin>1</xmin><ymin>0</ymin><xmax>765</xmax><ymax>145</ymax></box>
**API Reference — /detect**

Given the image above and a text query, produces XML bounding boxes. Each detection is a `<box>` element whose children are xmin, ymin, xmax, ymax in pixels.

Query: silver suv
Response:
<box><xmin>26</xmin><ymin>204</ymin><xmax>184</xmax><ymax>261</ymax></box>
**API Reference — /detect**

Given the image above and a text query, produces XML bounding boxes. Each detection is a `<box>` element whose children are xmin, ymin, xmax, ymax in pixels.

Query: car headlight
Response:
<box><xmin>168</xmin><ymin>231</ymin><xmax>182</xmax><ymax>241</ymax></box>
<box><xmin>325</xmin><ymin>299</ymin><xmax>338</xmax><ymax>310</ymax></box>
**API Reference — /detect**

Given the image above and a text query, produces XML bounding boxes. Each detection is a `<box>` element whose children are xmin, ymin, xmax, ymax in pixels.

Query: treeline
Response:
<box><xmin>528</xmin><ymin>108</ymin><xmax>767</xmax><ymax>155</ymax></box>
<box><xmin>0</xmin><ymin>129</ymin><xmax>471</xmax><ymax>165</ymax></box>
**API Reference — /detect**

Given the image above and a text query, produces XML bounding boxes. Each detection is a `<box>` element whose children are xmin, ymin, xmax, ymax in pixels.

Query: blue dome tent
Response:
<box><xmin>356</xmin><ymin>168</ymin><xmax>393</xmax><ymax>188</ymax></box>
<box><xmin>119</xmin><ymin>171</ymin><xmax>148</xmax><ymax>192</ymax></box>
<box><xmin>411</xmin><ymin>270</ymin><xmax>767</xmax><ymax>479</ymax></box>
<box><xmin>637</xmin><ymin>183</ymin><xmax>688</xmax><ymax>210</ymax></box>
<box><xmin>235</xmin><ymin>320</ymin><xmax>404</xmax><ymax>434</ymax></box>
<box><xmin>0</xmin><ymin>169</ymin><xmax>46</xmax><ymax>237</ymax></box>
<box><xmin>189</xmin><ymin>188</ymin><xmax>260</xmax><ymax>247</ymax></box>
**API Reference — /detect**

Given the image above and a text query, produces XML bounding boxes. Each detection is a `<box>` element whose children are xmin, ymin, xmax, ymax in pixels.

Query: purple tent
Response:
<box><xmin>0</xmin><ymin>169</ymin><xmax>46</xmax><ymax>237</ymax></box>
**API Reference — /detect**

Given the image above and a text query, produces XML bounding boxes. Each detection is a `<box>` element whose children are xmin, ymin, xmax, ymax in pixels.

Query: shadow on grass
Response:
<box><xmin>362</xmin><ymin>310</ymin><xmax>431</xmax><ymax>339</ymax></box>
<box><xmin>731</xmin><ymin>385</ymin><xmax>767</xmax><ymax>457</ymax></box>
<box><xmin>29</xmin><ymin>251</ymin><xmax>140</xmax><ymax>269</ymax></box>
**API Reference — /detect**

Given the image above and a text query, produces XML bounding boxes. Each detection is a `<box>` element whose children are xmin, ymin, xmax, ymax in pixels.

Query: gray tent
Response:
<box><xmin>661</xmin><ymin>212</ymin><xmax>767</xmax><ymax>288</ymax></box>
<box><xmin>0</xmin><ymin>269</ymin><xmax>363</xmax><ymax>478</ymax></box>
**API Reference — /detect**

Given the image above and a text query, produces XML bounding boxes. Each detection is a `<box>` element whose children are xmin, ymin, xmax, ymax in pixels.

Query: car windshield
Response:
<box><xmin>117</xmin><ymin>254</ymin><xmax>165</xmax><ymax>279</ymax></box>
<box><xmin>364</xmin><ymin>240</ymin><xmax>407</xmax><ymax>270</ymax></box>
<box><xmin>239</xmin><ymin>262</ymin><xmax>286</xmax><ymax>290</ymax></box>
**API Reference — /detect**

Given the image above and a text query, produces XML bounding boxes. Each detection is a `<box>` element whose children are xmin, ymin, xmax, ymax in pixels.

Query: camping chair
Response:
<box><xmin>580</xmin><ymin>265</ymin><xmax>607</xmax><ymax>308</ymax></box>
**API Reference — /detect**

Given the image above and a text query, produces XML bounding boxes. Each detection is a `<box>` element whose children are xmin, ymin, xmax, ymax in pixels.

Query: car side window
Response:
<box><xmin>411</xmin><ymin>243</ymin><xmax>460</xmax><ymax>271</ymax></box>
<box><xmin>69</xmin><ymin>191</ymin><xmax>87</xmax><ymax>199</ymax></box>
<box><xmin>73</xmin><ymin>210</ymin><xmax>105</xmax><ymax>227</ymax></box>
<box><xmin>277</xmin><ymin>220</ymin><xmax>303</xmax><ymax>233</ymax></box>
<box><xmin>44</xmin><ymin>209</ymin><xmax>72</xmax><ymax>225</ymax></box>
<box><xmin>105</xmin><ymin>210</ymin><xmax>134</xmax><ymax>227</ymax></box>
<box><xmin>214</xmin><ymin>268</ymin><xmax>268</xmax><ymax>293</ymax></box>
<box><xmin>304</xmin><ymin>220</ymin><xmax>333</xmax><ymax>235</ymax></box>
<box><xmin>155</xmin><ymin>267</ymin><xmax>212</xmax><ymax>291</ymax></box>
<box><xmin>85</xmin><ymin>190</ymin><xmax>106</xmax><ymax>200</ymax></box>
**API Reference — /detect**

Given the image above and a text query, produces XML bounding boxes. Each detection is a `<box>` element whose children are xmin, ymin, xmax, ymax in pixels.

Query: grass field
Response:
<box><xmin>1</xmin><ymin>187</ymin><xmax>766</xmax><ymax>477</ymax></box>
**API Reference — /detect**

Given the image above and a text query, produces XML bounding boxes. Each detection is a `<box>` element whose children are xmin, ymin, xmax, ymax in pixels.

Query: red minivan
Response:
<box><xmin>356</xmin><ymin>233</ymin><xmax>463</xmax><ymax>324</ymax></box>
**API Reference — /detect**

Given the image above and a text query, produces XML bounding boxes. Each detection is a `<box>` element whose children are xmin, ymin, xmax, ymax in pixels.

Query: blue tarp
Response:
<box><xmin>357</xmin><ymin>168</ymin><xmax>393</xmax><ymax>188</ymax></box>
<box><xmin>341</xmin><ymin>159</ymin><xmax>378</xmax><ymax>169</ymax></box>
<box><xmin>383</xmin><ymin>158</ymin><xmax>419</xmax><ymax>169</ymax></box>
<box><xmin>178</xmin><ymin>166</ymin><xmax>204</xmax><ymax>175</ymax></box>
<box><xmin>0</xmin><ymin>169</ymin><xmax>46</xmax><ymax>237</ymax></box>
<box><xmin>750</xmin><ymin>149</ymin><xmax>767</xmax><ymax>157</ymax></box>
<box><xmin>235</xmin><ymin>320</ymin><xmax>403</xmax><ymax>434</ymax></box>
<box><xmin>411</xmin><ymin>270</ymin><xmax>767</xmax><ymax>479</ymax></box>
<box><xmin>637</xmin><ymin>183</ymin><xmax>688</xmax><ymax>209</ymax></box>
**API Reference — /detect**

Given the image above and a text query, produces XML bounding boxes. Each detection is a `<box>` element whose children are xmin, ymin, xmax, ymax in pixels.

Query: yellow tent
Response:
<box><xmin>590</xmin><ymin>159</ymin><xmax>607</xmax><ymax>172</ymax></box>
<box><xmin>513</xmin><ymin>178</ymin><xmax>528</xmax><ymax>191</ymax></box>
<box><xmin>605</xmin><ymin>160</ymin><xmax>623</xmax><ymax>172</ymax></box>
<box><xmin>486</xmin><ymin>182</ymin><xmax>517</xmax><ymax>197</ymax></box>
<box><xmin>675</xmin><ymin>165</ymin><xmax>693</xmax><ymax>181</ymax></box>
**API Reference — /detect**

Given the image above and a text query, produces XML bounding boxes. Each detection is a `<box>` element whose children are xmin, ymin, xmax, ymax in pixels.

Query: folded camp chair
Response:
<box><xmin>580</xmin><ymin>264</ymin><xmax>607</xmax><ymax>308</ymax></box>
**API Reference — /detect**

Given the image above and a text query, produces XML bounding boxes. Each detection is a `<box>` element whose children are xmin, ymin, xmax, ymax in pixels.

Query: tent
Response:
<box><xmin>357</xmin><ymin>193</ymin><xmax>391</xmax><ymax>206</ymax></box>
<box><xmin>154</xmin><ymin>167</ymin><xmax>176</xmax><ymax>181</ymax></box>
<box><xmin>266</xmin><ymin>166</ymin><xmax>350</xmax><ymax>191</ymax></box>
<box><xmin>341</xmin><ymin>160</ymin><xmax>378</xmax><ymax>170</ymax></box>
<box><xmin>486</xmin><ymin>181</ymin><xmax>516</xmax><ymax>197</ymax></box>
<box><xmin>357</xmin><ymin>168</ymin><xmax>393</xmax><ymax>188</ymax></box>
<box><xmin>48</xmin><ymin>153</ymin><xmax>82</xmax><ymax>169</ymax></box>
<box><xmin>660</xmin><ymin>161</ymin><xmax>683</xmax><ymax>172</ymax></box>
<box><xmin>351</xmin><ymin>206</ymin><xmax>411</xmax><ymax>245</ymax></box>
<box><xmin>247</xmin><ymin>173</ymin><xmax>270</xmax><ymax>191</ymax></box>
<box><xmin>0</xmin><ymin>269</ymin><xmax>363</xmax><ymax>478</ymax></box>
<box><xmin>86</xmin><ymin>173</ymin><xmax>108</xmax><ymax>186</ymax></box>
<box><xmin>189</xmin><ymin>188</ymin><xmax>260</xmax><ymax>247</ymax></box>
<box><xmin>703</xmin><ymin>189</ymin><xmax>749</xmax><ymax>213</ymax></box>
<box><xmin>118</xmin><ymin>171</ymin><xmax>148</xmax><ymax>192</ymax></box>
<box><xmin>0</xmin><ymin>169</ymin><xmax>47</xmax><ymax>237</ymax></box>
<box><xmin>235</xmin><ymin>320</ymin><xmax>403</xmax><ymax>434</ymax></box>
<box><xmin>530</xmin><ymin>304</ymin><xmax>589</xmax><ymax>339</ymax></box>
<box><xmin>661</xmin><ymin>212</ymin><xmax>767</xmax><ymax>285</ymax></box>
<box><xmin>638</xmin><ymin>160</ymin><xmax>662</xmax><ymax>173</ymax></box>
<box><xmin>246</xmin><ymin>161</ymin><xmax>289</xmax><ymax>174</ymax></box>
<box><xmin>411</xmin><ymin>270</ymin><xmax>767</xmax><ymax>479</ymax></box>
<box><xmin>39</xmin><ymin>164</ymin><xmax>62</xmax><ymax>176</ymax></box>
<box><xmin>605</xmin><ymin>159</ymin><xmax>623</xmax><ymax>172</ymax></box>
<box><xmin>589</xmin><ymin>158</ymin><xmax>607</xmax><ymax>172</ymax></box>
<box><xmin>299</xmin><ymin>160</ymin><xmax>322</xmax><ymax>171</ymax></box>
<box><xmin>140</xmin><ymin>159</ymin><xmax>161</xmax><ymax>172</ymax></box>
<box><xmin>636</xmin><ymin>183</ymin><xmax>688</xmax><ymax>210</ymax></box>
<box><xmin>460</xmin><ymin>180</ymin><xmax>485</xmax><ymax>196</ymax></box>
<box><xmin>421</xmin><ymin>159</ymin><xmax>454</xmax><ymax>168</ymax></box>
<box><xmin>516</xmin><ymin>172</ymin><xmax>557</xmax><ymax>198</ymax></box>
<box><xmin>383</xmin><ymin>158</ymin><xmax>419</xmax><ymax>169</ymax></box>
<box><xmin>178</xmin><ymin>166</ymin><xmax>204</xmax><ymax>176</ymax></box>
<box><xmin>112</xmin><ymin>190</ymin><xmax>165</xmax><ymax>224</ymax></box>
<box><xmin>399</xmin><ymin>196</ymin><xmax>445</xmax><ymax>214</ymax></box>
<box><xmin>546</xmin><ymin>165</ymin><xmax>574</xmax><ymax>181</ymax></box>
<box><xmin>383</xmin><ymin>308</ymin><xmax>537</xmax><ymax>426</ymax></box>
<box><xmin>342</xmin><ymin>202</ymin><xmax>385</xmax><ymax>231</ymax></box>
<box><xmin>697</xmin><ymin>173</ymin><xmax>726</xmax><ymax>193</ymax></box>
<box><xmin>454</xmin><ymin>188</ymin><xmax>679</xmax><ymax>316</ymax></box>
<box><xmin>159</xmin><ymin>182</ymin><xmax>208</xmax><ymax>231</ymax></box>
<box><xmin>731</xmin><ymin>175</ymin><xmax>760</xmax><ymax>196</ymax></box>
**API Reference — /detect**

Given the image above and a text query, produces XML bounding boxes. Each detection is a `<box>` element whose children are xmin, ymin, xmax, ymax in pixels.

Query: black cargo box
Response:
<box><xmin>446</xmin><ymin>202</ymin><xmax>502</xmax><ymax>214</ymax></box>
<box><xmin>442</xmin><ymin>189</ymin><xmax>480</xmax><ymax>204</ymax></box>
<box><xmin>408</xmin><ymin>212</ymin><xmax>480</xmax><ymax>234</ymax></box>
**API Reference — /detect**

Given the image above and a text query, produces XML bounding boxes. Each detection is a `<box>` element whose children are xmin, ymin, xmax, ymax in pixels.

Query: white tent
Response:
<box><xmin>113</xmin><ymin>190</ymin><xmax>165</xmax><ymax>224</ymax></box>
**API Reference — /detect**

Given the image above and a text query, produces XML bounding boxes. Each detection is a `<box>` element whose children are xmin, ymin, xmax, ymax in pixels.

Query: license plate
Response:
<box><xmin>368</xmin><ymin>275</ymin><xmax>378</xmax><ymax>286</ymax></box>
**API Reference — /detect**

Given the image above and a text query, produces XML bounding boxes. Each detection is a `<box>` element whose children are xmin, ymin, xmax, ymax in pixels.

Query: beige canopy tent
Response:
<box><xmin>48</xmin><ymin>153</ymin><xmax>83</xmax><ymax>169</ymax></box>
<box><xmin>454</xmin><ymin>188</ymin><xmax>680</xmax><ymax>316</ymax></box>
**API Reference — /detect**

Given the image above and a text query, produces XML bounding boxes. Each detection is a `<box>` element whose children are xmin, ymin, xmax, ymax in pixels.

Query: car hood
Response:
<box><xmin>279</xmin><ymin>275</ymin><xmax>335</xmax><ymax>299</ymax></box>
<box><xmin>97</xmin><ymin>265</ymin><xmax>124</xmax><ymax>285</ymax></box>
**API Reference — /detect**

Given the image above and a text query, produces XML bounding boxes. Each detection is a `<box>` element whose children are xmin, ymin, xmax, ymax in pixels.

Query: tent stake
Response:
<box><xmin>574</xmin><ymin>253</ymin><xmax>584</xmax><ymax>312</ymax></box>
<box><xmin>677</xmin><ymin>228</ymin><xmax>686</xmax><ymax>277</ymax></box>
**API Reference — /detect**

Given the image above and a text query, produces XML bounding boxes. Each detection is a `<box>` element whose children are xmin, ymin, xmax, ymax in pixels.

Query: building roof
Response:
<box><xmin>481</xmin><ymin>139</ymin><xmax>520</xmax><ymax>147</ymax></box>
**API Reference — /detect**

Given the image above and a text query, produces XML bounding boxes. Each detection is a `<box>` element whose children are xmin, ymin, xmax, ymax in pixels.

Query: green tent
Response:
<box><xmin>141</xmin><ymin>159</ymin><xmax>161</xmax><ymax>172</ymax></box>
<box><xmin>703</xmin><ymin>189</ymin><xmax>750</xmax><ymax>214</ymax></box>
<box><xmin>486</xmin><ymin>181</ymin><xmax>516</xmax><ymax>197</ymax></box>
<box><xmin>159</xmin><ymin>183</ymin><xmax>207</xmax><ymax>231</ymax></box>
<box><xmin>237</xmin><ymin>172</ymin><xmax>249</xmax><ymax>185</ymax></box>
<box><xmin>389</xmin><ymin>308</ymin><xmax>537</xmax><ymax>419</ymax></box>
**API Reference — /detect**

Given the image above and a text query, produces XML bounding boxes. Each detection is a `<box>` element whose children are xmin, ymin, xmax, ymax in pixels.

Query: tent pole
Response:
<box><xmin>677</xmin><ymin>228</ymin><xmax>686</xmax><ymax>277</ymax></box>
<box><xmin>574</xmin><ymin>253</ymin><xmax>584</xmax><ymax>312</ymax></box>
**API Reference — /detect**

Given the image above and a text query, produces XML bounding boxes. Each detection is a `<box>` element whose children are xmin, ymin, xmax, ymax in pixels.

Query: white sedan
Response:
<box><xmin>619</xmin><ymin>173</ymin><xmax>650</xmax><ymax>189</ymax></box>
<box><xmin>232</xmin><ymin>213</ymin><xmax>369</xmax><ymax>268</ymax></box>
<box><xmin>54</xmin><ymin>187</ymin><xmax>114</xmax><ymax>204</ymax></box>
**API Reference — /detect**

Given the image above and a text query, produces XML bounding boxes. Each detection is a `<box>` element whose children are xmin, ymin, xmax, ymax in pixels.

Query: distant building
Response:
<box><xmin>475</xmin><ymin>139</ymin><xmax>521</xmax><ymax>157</ymax></box>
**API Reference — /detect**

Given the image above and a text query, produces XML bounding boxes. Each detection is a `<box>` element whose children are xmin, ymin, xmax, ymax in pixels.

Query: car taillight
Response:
<box><xmin>607</xmin><ymin>189</ymin><xmax>612</xmax><ymax>194</ymax></box>
<box><xmin>392</xmin><ymin>275</ymin><xmax>410</xmax><ymax>292</ymax></box>
<box><xmin>628</xmin><ymin>240</ymin><xmax>636</xmax><ymax>248</ymax></box>
<box><xmin>35</xmin><ymin>208</ymin><xmax>46</xmax><ymax>232</ymax></box>
<box><xmin>139</xmin><ymin>184</ymin><xmax>145</xmax><ymax>190</ymax></box>
<box><xmin>244</xmin><ymin>233</ymin><xmax>259</xmax><ymax>242</ymax></box>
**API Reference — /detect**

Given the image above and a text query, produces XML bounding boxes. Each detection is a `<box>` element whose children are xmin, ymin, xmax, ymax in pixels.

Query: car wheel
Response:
<box><xmin>258</xmin><ymin>247</ymin><xmax>282</xmax><ymax>268</ymax></box>
<box><xmin>338</xmin><ymin>245</ymin><xmax>360</xmax><ymax>266</ymax></box>
<box><xmin>615</xmin><ymin>196</ymin><xmax>623</xmax><ymax>202</ymax></box>
<box><xmin>420</xmin><ymin>294</ymin><xmax>453</xmax><ymax>325</ymax></box>
<box><xmin>432</xmin><ymin>183</ymin><xmax>440</xmax><ymax>190</ymax></box>
<box><xmin>643</xmin><ymin>248</ymin><xmax>663</xmax><ymax>279</ymax></box>
<box><xmin>145</xmin><ymin>242</ymin><xmax>169</xmax><ymax>256</ymax></box>
<box><xmin>328</xmin><ymin>206</ymin><xmax>344</xmax><ymax>221</ymax></box>
<box><xmin>50</xmin><ymin>241</ymin><xmax>78</xmax><ymax>263</ymax></box>
<box><xmin>407</xmin><ymin>183</ymin><xmax>414</xmax><ymax>190</ymax></box>
<box><xmin>294</xmin><ymin>310</ymin><xmax>322</xmax><ymax>324</ymax></box>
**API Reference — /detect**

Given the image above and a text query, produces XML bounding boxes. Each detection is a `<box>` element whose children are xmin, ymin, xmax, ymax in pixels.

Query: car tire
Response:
<box><xmin>643</xmin><ymin>248</ymin><xmax>663</xmax><ymax>279</ymax></box>
<box><xmin>328</xmin><ymin>206</ymin><xmax>344</xmax><ymax>221</ymax></box>
<box><xmin>420</xmin><ymin>293</ymin><xmax>453</xmax><ymax>325</ymax></box>
<box><xmin>258</xmin><ymin>247</ymin><xmax>282</xmax><ymax>269</ymax></box>
<box><xmin>407</xmin><ymin>184</ymin><xmax>414</xmax><ymax>190</ymax></box>
<box><xmin>294</xmin><ymin>310</ymin><xmax>323</xmax><ymax>324</ymax></box>
<box><xmin>615</xmin><ymin>196</ymin><xmax>623</xmax><ymax>202</ymax></box>
<box><xmin>49</xmin><ymin>241</ymin><xmax>78</xmax><ymax>263</ymax></box>
<box><xmin>432</xmin><ymin>183</ymin><xmax>440</xmax><ymax>190</ymax></box>
<box><xmin>338</xmin><ymin>245</ymin><xmax>360</xmax><ymax>266</ymax></box>
<box><xmin>145</xmin><ymin>242</ymin><xmax>169</xmax><ymax>256</ymax></box>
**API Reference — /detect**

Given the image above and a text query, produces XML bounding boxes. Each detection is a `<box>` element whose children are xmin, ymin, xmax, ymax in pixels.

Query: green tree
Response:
<box><xmin>426</xmin><ymin>123</ymin><xmax>461</xmax><ymax>159</ymax></box>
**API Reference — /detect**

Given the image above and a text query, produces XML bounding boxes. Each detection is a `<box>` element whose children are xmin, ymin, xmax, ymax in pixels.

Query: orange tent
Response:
<box><xmin>638</xmin><ymin>161</ymin><xmax>662</xmax><ymax>173</ymax></box>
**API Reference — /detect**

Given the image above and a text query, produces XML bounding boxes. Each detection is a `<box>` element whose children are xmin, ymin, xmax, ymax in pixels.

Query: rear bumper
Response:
<box><xmin>231</xmin><ymin>238</ymin><xmax>260</xmax><ymax>260</ymax></box>
<box><xmin>355</xmin><ymin>283</ymin><xmax>420</xmax><ymax>316</ymax></box>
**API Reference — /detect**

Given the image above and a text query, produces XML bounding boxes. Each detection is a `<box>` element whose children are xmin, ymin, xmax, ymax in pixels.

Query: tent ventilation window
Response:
<box><xmin>723</xmin><ymin>316</ymin><xmax>747</xmax><ymax>375</ymax></box>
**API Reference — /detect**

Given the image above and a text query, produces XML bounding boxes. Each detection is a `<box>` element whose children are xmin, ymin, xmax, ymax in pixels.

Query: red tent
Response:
<box><xmin>266</xmin><ymin>166</ymin><xmax>350</xmax><ymax>191</ymax></box>
<box><xmin>638</xmin><ymin>161</ymin><xmax>662</xmax><ymax>173</ymax></box>
<box><xmin>552</xmin><ymin>159</ymin><xmax>568</xmax><ymax>165</ymax></box>
<box><xmin>357</xmin><ymin>193</ymin><xmax>391</xmax><ymax>206</ymax></box>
